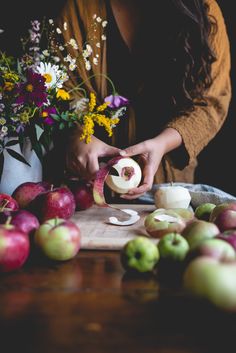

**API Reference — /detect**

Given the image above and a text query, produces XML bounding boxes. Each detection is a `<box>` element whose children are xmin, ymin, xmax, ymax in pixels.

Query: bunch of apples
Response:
<box><xmin>0</xmin><ymin>180</ymin><xmax>94</xmax><ymax>273</ymax></box>
<box><xmin>121</xmin><ymin>197</ymin><xmax>236</xmax><ymax>312</ymax></box>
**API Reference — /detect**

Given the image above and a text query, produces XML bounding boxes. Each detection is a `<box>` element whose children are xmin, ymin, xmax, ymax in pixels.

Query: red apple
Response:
<box><xmin>69</xmin><ymin>180</ymin><xmax>94</xmax><ymax>211</ymax></box>
<box><xmin>214</xmin><ymin>209</ymin><xmax>236</xmax><ymax>232</ymax></box>
<box><xmin>187</xmin><ymin>238</ymin><xmax>236</xmax><ymax>262</ymax></box>
<box><xmin>209</xmin><ymin>202</ymin><xmax>236</xmax><ymax>223</ymax></box>
<box><xmin>0</xmin><ymin>224</ymin><xmax>30</xmax><ymax>272</ymax></box>
<box><xmin>12</xmin><ymin>181</ymin><xmax>51</xmax><ymax>209</ymax></box>
<box><xmin>217</xmin><ymin>230</ymin><xmax>236</xmax><ymax>251</ymax></box>
<box><xmin>28</xmin><ymin>186</ymin><xmax>76</xmax><ymax>222</ymax></box>
<box><xmin>0</xmin><ymin>210</ymin><xmax>40</xmax><ymax>236</ymax></box>
<box><xmin>0</xmin><ymin>193</ymin><xmax>19</xmax><ymax>211</ymax></box>
<box><xmin>35</xmin><ymin>218</ymin><xmax>81</xmax><ymax>261</ymax></box>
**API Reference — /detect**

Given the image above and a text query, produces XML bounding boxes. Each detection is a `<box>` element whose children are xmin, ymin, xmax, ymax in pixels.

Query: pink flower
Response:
<box><xmin>104</xmin><ymin>94</ymin><xmax>129</xmax><ymax>109</ymax></box>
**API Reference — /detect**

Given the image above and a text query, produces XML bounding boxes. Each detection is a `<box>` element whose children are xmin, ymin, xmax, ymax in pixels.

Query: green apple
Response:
<box><xmin>183</xmin><ymin>256</ymin><xmax>236</xmax><ymax>311</ymax></box>
<box><xmin>158</xmin><ymin>233</ymin><xmax>190</xmax><ymax>261</ymax></box>
<box><xmin>182</xmin><ymin>220</ymin><xmax>219</xmax><ymax>250</ymax></box>
<box><xmin>121</xmin><ymin>236</ymin><xmax>159</xmax><ymax>273</ymax></box>
<box><xmin>194</xmin><ymin>203</ymin><xmax>216</xmax><ymax>221</ymax></box>
<box><xmin>35</xmin><ymin>218</ymin><xmax>81</xmax><ymax>261</ymax></box>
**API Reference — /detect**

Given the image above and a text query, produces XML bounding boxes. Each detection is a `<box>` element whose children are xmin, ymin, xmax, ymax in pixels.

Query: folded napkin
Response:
<box><xmin>139</xmin><ymin>183</ymin><xmax>236</xmax><ymax>209</ymax></box>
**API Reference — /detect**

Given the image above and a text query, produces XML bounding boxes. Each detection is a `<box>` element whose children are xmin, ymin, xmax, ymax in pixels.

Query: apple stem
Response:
<box><xmin>5</xmin><ymin>216</ymin><xmax>12</xmax><ymax>226</ymax></box>
<box><xmin>0</xmin><ymin>199</ymin><xmax>9</xmax><ymax>212</ymax></box>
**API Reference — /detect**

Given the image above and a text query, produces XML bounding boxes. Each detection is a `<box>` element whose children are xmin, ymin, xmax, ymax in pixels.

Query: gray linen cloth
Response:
<box><xmin>139</xmin><ymin>183</ymin><xmax>236</xmax><ymax>209</ymax></box>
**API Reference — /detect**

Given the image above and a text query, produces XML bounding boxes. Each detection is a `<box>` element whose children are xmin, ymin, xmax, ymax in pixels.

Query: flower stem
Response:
<box><xmin>68</xmin><ymin>73</ymin><xmax>117</xmax><ymax>95</ymax></box>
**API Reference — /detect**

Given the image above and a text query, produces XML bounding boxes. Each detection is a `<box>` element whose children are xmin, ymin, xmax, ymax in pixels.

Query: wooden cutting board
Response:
<box><xmin>71</xmin><ymin>204</ymin><xmax>157</xmax><ymax>250</ymax></box>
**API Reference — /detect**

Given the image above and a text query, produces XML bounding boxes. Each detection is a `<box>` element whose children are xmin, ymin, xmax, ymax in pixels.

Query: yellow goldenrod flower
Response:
<box><xmin>56</xmin><ymin>89</ymin><xmax>70</xmax><ymax>100</ymax></box>
<box><xmin>96</xmin><ymin>101</ymin><xmax>109</xmax><ymax>112</ymax></box>
<box><xmin>80</xmin><ymin>114</ymin><xmax>95</xmax><ymax>143</ymax></box>
<box><xmin>3</xmin><ymin>72</ymin><xmax>19</xmax><ymax>82</ymax></box>
<box><xmin>4</xmin><ymin>81</ymin><xmax>14</xmax><ymax>91</ymax></box>
<box><xmin>88</xmin><ymin>92</ymin><xmax>96</xmax><ymax>112</ymax></box>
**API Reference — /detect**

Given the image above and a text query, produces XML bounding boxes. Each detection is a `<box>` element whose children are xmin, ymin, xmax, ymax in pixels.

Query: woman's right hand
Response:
<box><xmin>66</xmin><ymin>130</ymin><xmax>121</xmax><ymax>181</ymax></box>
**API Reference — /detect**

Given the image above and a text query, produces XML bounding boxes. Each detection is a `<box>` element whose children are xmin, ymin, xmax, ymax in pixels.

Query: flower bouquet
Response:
<box><xmin>0</xmin><ymin>16</ymin><xmax>128</xmax><ymax>194</ymax></box>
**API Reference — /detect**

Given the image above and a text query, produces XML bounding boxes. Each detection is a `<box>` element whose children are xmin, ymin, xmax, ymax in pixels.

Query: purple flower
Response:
<box><xmin>15</xmin><ymin>70</ymin><xmax>47</xmax><ymax>107</ymax></box>
<box><xmin>41</xmin><ymin>107</ymin><xmax>57</xmax><ymax>125</ymax></box>
<box><xmin>104</xmin><ymin>94</ymin><xmax>129</xmax><ymax>109</ymax></box>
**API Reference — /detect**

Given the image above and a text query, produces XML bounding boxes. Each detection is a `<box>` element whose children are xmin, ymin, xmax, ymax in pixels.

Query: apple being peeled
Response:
<box><xmin>157</xmin><ymin>233</ymin><xmax>190</xmax><ymax>262</ymax></box>
<box><xmin>182</xmin><ymin>220</ymin><xmax>219</xmax><ymax>250</ymax></box>
<box><xmin>12</xmin><ymin>181</ymin><xmax>51</xmax><ymax>209</ymax></box>
<box><xmin>144</xmin><ymin>209</ymin><xmax>186</xmax><ymax>238</ymax></box>
<box><xmin>28</xmin><ymin>186</ymin><xmax>76</xmax><ymax>222</ymax></box>
<box><xmin>154</xmin><ymin>185</ymin><xmax>191</xmax><ymax>209</ymax></box>
<box><xmin>35</xmin><ymin>218</ymin><xmax>81</xmax><ymax>261</ymax></box>
<box><xmin>120</xmin><ymin>236</ymin><xmax>159</xmax><ymax>273</ymax></box>
<box><xmin>0</xmin><ymin>193</ymin><xmax>19</xmax><ymax>211</ymax></box>
<box><xmin>0</xmin><ymin>224</ymin><xmax>30</xmax><ymax>272</ymax></box>
<box><xmin>183</xmin><ymin>257</ymin><xmax>236</xmax><ymax>312</ymax></box>
<box><xmin>105</xmin><ymin>157</ymin><xmax>142</xmax><ymax>194</ymax></box>
<box><xmin>0</xmin><ymin>210</ymin><xmax>39</xmax><ymax>236</ymax></box>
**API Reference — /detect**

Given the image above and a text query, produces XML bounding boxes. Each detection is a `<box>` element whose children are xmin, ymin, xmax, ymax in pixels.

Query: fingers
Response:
<box><xmin>119</xmin><ymin>141</ymin><xmax>148</xmax><ymax>157</ymax></box>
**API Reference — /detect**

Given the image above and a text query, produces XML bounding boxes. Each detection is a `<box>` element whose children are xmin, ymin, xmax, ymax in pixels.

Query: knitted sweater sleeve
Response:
<box><xmin>166</xmin><ymin>0</ymin><xmax>231</xmax><ymax>169</ymax></box>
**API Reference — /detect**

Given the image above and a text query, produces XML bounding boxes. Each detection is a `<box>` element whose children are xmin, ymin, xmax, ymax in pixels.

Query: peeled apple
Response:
<box><xmin>154</xmin><ymin>185</ymin><xmax>191</xmax><ymax>209</ymax></box>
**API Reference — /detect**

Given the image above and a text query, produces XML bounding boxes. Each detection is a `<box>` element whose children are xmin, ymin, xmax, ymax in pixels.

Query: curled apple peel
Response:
<box><xmin>93</xmin><ymin>156</ymin><xmax>142</xmax><ymax>225</ymax></box>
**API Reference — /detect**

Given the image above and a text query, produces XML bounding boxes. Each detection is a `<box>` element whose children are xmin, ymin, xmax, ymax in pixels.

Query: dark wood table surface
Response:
<box><xmin>1</xmin><ymin>248</ymin><xmax>236</xmax><ymax>352</ymax></box>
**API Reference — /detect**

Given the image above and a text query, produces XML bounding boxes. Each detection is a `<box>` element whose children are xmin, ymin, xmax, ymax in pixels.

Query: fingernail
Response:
<box><xmin>119</xmin><ymin>150</ymin><xmax>127</xmax><ymax>156</ymax></box>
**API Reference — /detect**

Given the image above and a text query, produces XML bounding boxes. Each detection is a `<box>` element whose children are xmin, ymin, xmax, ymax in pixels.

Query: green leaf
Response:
<box><xmin>31</xmin><ymin>142</ymin><xmax>43</xmax><ymax>163</ymax></box>
<box><xmin>50</xmin><ymin>114</ymin><xmax>60</xmax><ymax>121</ymax></box>
<box><xmin>6</xmin><ymin>148</ymin><xmax>31</xmax><ymax>166</ymax></box>
<box><xmin>59</xmin><ymin>122</ymin><xmax>65</xmax><ymax>130</ymax></box>
<box><xmin>35</xmin><ymin>124</ymin><xmax>44</xmax><ymax>141</ymax></box>
<box><xmin>5</xmin><ymin>139</ymin><xmax>19</xmax><ymax>147</ymax></box>
<box><xmin>0</xmin><ymin>153</ymin><xmax>4</xmax><ymax>182</ymax></box>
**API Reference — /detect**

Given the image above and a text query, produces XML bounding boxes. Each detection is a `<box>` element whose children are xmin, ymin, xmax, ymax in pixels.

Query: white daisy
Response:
<box><xmin>102</xmin><ymin>21</ymin><xmax>108</xmax><ymax>27</ymax></box>
<box><xmin>36</xmin><ymin>62</ymin><xmax>67</xmax><ymax>89</ymax></box>
<box><xmin>101</xmin><ymin>35</ymin><xmax>106</xmax><ymax>41</ymax></box>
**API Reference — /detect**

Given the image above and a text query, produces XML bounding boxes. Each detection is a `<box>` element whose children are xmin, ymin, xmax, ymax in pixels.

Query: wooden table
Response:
<box><xmin>1</xmin><ymin>206</ymin><xmax>236</xmax><ymax>353</ymax></box>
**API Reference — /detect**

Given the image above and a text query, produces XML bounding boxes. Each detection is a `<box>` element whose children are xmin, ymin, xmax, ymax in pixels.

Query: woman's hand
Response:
<box><xmin>66</xmin><ymin>130</ymin><xmax>121</xmax><ymax>180</ymax></box>
<box><xmin>120</xmin><ymin>128</ymin><xmax>182</xmax><ymax>199</ymax></box>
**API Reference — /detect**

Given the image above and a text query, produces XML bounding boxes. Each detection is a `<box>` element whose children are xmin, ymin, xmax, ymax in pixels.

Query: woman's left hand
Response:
<box><xmin>119</xmin><ymin>128</ymin><xmax>182</xmax><ymax>199</ymax></box>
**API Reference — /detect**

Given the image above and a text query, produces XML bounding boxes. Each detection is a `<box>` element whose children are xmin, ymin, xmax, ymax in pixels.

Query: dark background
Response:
<box><xmin>0</xmin><ymin>1</ymin><xmax>235</xmax><ymax>195</ymax></box>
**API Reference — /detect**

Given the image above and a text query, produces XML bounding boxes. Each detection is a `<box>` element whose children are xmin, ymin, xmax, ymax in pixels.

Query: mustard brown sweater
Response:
<box><xmin>57</xmin><ymin>0</ymin><xmax>231</xmax><ymax>184</ymax></box>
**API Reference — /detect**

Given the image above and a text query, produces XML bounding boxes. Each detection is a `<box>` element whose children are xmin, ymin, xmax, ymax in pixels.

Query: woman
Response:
<box><xmin>56</xmin><ymin>0</ymin><xmax>231</xmax><ymax>200</ymax></box>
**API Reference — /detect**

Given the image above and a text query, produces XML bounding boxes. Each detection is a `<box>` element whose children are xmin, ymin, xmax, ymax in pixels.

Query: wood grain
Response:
<box><xmin>71</xmin><ymin>204</ymin><xmax>157</xmax><ymax>250</ymax></box>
